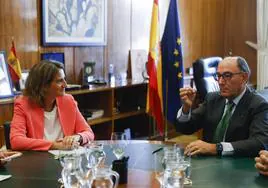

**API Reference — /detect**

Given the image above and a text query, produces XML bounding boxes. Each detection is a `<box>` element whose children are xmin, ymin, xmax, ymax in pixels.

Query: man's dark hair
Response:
<box><xmin>237</xmin><ymin>56</ymin><xmax>251</xmax><ymax>76</ymax></box>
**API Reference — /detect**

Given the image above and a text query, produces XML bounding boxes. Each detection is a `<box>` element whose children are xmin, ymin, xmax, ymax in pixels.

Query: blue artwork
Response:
<box><xmin>41</xmin><ymin>52</ymin><xmax>65</xmax><ymax>70</ymax></box>
<box><xmin>42</xmin><ymin>0</ymin><xmax>107</xmax><ymax>46</ymax></box>
<box><xmin>41</xmin><ymin>52</ymin><xmax>65</xmax><ymax>65</ymax></box>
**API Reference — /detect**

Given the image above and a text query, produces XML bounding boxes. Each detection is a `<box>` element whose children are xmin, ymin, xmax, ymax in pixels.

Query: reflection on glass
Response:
<box><xmin>110</xmin><ymin>132</ymin><xmax>128</xmax><ymax>160</ymax></box>
<box><xmin>182</xmin><ymin>155</ymin><xmax>192</xmax><ymax>186</ymax></box>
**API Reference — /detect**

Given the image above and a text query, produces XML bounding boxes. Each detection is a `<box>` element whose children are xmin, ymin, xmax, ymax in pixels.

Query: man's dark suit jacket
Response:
<box><xmin>175</xmin><ymin>88</ymin><xmax>268</xmax><ymax>157</ymax></box>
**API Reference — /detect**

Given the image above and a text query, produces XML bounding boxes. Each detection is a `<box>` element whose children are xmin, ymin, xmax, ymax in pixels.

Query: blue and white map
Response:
<box><xmin>46</xmin><ymin>0</ymin><xmax>105</xmax><ymax>42</ymax></box>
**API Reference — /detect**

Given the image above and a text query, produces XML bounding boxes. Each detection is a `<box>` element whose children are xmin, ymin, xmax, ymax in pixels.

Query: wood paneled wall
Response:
<box><xmin>0</xmin><ymin>0</ymin><xmax>257</xmax><ymax>84</ymax></box>
<box><xmin>178</xmin><ymin>0</ymin><xmax>225</xmax><ymax>68</ymax></box>
<box><xmin>0</xmin><ymin>0</ymin><xmax>39</xmax><ymax>70</ymax></box>
<box><xmin>223</xmin><ymin>0</ymin><xmax>257</xmax><ymax>84</ymax></box>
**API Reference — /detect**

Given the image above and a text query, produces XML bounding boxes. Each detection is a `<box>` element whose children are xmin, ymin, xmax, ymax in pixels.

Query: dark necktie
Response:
<box><xmin>213</xmin><ymin>101</ymin><xmax>235</xmax><ymax>143</ymax></box>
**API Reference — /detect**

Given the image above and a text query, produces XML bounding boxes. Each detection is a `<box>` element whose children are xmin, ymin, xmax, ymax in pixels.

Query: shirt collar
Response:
<box><xmin>225</xmin><ymin>87</ymin><xmax>247</xmax><ymax>106</ymax></box>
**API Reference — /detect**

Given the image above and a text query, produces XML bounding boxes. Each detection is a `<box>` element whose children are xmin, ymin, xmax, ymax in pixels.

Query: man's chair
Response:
<box><xmin>258</xmin><ymin>89</ymin><xmax>268</xmax><ymax>102</ymax></box>
<box><xmin>193</xmin><ymin>57</ymin><xmax>222</xmax><ymax>102</ymax></box>
<box><xmin>169</xmin><ymin>57</ymin><xmax>222</xmax><ymax>143</ymax></box>
<box><xmin>3</xmin><ymin>121</ymin><xmax>11</xmax><ymax>149</ymax></box>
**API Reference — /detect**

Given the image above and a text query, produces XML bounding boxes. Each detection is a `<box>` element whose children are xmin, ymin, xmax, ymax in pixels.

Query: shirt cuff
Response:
<box><xmin>221</xmin><ymin>142</ymin><xmax>234</xmax><ymax>156</ymax></box>
<box><xmin>177</xmin><ymin>107</ymin><xmax>191</xmax><ymax>122</ymax></box>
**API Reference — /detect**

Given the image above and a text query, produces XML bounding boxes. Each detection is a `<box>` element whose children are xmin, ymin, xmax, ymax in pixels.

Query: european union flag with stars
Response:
<box><xmin>161</xmin><ymin>0</ymin><xmax>184</xmax><ymax>124</ymax></box>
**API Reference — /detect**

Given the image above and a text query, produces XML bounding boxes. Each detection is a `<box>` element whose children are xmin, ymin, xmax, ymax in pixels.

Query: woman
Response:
<box><xmin>10</xmin><ymin>60</ymin><xmax>94</xmax><ymax>151</ymax></box>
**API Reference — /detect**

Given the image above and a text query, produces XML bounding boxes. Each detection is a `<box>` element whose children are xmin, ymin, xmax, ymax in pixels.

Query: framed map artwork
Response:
<box><xmin>41</xmin><ymin>0</ymin><xmax>107</xmax><ymax>46</ymax></box>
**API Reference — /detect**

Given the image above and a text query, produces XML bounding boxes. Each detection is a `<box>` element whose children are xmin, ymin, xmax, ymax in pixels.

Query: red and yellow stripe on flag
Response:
<box><xmin>8</xmin><ymin>41</ymin><xmax>22</xmax><ymax>82</ymax></box>
<box><xmin>146</xmin><ymin>0</ymin><xmax>164</xmax><ymax>136</ymax></box>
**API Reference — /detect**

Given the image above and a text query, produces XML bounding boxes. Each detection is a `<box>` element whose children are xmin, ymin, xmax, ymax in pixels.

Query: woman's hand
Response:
<box><xmin>62</xmin><ymin>135</ymin><xmax>80</xmax><ymax>149</ymax></box>
<box><xmin>0</xmin><ymin>151</ymin><xmax>22</xmax><ymax>166</ymax></box>
<box><xmin>0</xmin><ymin>152</ymin><xmax>8</xmax><ymax>166</ymax></box>
<box><xmin>50</xmin><ymin>135</ymin><xmax>81</xmax><ymax>150</ymax></box>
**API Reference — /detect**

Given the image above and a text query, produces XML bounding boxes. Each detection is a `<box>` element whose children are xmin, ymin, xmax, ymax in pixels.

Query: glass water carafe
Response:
<box><xmin>91</xmin><ymin>166</ymin><xmax>119</xmax><ymax>188</ymax></box>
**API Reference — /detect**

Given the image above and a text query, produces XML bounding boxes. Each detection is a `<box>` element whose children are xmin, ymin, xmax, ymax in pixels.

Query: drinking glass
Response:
<box><xmin>182</xmin><ymin>155</ymin><xmax>192</xmax><ymax>185</ymax></box>
<box><xmin>153</xmin><ymin>145</ymin><xmax>182</xmax><ymax>187</ymax></box>
<box><xmin>162</xmin><ymin>146</ymin><xmax>182</xmax><ymax>169</ymax></box>
<box><xmin>110</xmin><ymin>132</ymin><xmax>128</xmax><ymax>160</ymax></box>
<box><xmin>165</xmin><ymin>161</ymin><xmax>186</xmax><ymax>188</ymax></box>
<box><xmin>153</xmin><ymin>150</ymin><xmax>164</xmax><ymax>186</ymax></box>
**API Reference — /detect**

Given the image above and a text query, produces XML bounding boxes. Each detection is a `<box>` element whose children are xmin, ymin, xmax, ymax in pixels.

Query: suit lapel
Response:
<box><xmin>30</xmin><ymin>103</ymin><xmax>44</xmax><ymax>138</ymax></box>
<box><xmin>216</xmin><ymin>98</ymin><xmax>226</xmax><ymax>122</ymax></box>
<box><xmin>225</xmin><ymin>89</ymin><xmax>251</xmax><ymax>141</ymax></box>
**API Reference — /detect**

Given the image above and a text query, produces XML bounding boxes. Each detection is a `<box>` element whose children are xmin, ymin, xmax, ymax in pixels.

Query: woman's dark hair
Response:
<box><xmin>23</xmin><ymin>60</ymin><xmax>64</xmax><ymax>107</ymax></box>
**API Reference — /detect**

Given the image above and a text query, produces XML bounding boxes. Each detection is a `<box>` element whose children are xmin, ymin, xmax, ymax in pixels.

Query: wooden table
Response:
<box><xmin>0</xmin><ymin>140</ymin><xmax>267</xmax><ymax>188</ymax></box>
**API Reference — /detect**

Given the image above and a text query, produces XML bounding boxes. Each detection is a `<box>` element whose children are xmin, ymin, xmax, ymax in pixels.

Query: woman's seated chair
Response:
<box><xmin>3</xmin><ymin>121</ymin><xmax>11</xmax><ymax>149</ymax></box>
<box><xmin>193</xmin><ymin>57</ymin><xmax>222</xmax><ymax>102</ymax></box>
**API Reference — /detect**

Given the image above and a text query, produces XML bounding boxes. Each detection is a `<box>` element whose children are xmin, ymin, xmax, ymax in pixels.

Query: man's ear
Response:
<box><xmin>242</xmin><ymin>72</ymin><xmax>249</xmax><ymax>84</ymax></box>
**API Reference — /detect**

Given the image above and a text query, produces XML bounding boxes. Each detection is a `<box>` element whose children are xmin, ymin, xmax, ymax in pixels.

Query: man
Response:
<box><xmin>176</xmin><ymin>56</ymin><xmax>268</xmax><ymax>157</ymax></box>
<box><xmin>255</xmin><ymin>150</ymin><xmax>268</xmax><ymax>176</ymax></box>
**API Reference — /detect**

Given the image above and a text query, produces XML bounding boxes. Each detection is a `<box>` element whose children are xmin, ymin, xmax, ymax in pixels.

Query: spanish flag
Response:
<box><xmin>146</xmin><ymin>0</ymin><xmax>164</xmax><ymax>136</ymax></box>
<box><xmin>8</xmin><ymin>41</ymin><xmax>22</xmax><ymax>83</ymax></box>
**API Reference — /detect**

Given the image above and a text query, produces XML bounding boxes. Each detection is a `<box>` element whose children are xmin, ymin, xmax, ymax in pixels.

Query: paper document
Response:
<box><xmin>0</xmin><ymin>175</ymin><xmax>12</xmax><ymax>182</ymax></box>
<box><xmin>0</xmin><ymin>152</ymin><xmax>22</xmax><ymax>162</ymax></box>
<box><xmin>48</xmin><ymin>147</ymin><xmax>85</xmax><ymax>159</ymax></box>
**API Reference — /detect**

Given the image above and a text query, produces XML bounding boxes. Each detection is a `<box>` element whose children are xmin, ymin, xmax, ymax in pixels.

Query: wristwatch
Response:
<box><xmin>216</xmin><ymin>143</ymin><xmax>223</xmax><ymax>156</ymax></box>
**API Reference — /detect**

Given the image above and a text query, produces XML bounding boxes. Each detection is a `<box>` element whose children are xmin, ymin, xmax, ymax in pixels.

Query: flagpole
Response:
<box><xmin>152</xmin><ymin>116</ymin><xmax>156</xmax><ymax>139</ymax></box>
<box><xmin>164</xmin><ymin>79</ymin><xmax>168</xmax><ymax>141</ymax></box>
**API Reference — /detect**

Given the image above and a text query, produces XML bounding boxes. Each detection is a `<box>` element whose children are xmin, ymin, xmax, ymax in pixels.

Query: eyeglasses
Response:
<box><xmin>214</xmin><ymin>72</ymin><xmax>243</xmax><ymax>81</ymax></box>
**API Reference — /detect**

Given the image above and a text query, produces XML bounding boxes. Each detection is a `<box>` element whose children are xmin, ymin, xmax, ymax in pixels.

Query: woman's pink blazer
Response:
<box><xmin>10</xmin><ymin>94</ymin><xmax>94</xmax><ymax>151</ymax></box>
